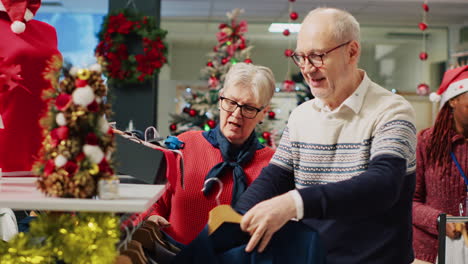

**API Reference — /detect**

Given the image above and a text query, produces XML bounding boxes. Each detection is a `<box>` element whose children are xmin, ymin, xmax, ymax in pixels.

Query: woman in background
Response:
<box><xmin>413</xmin><ymin>65</ymin><xmax>468</xmax><ymax>264</ymax></box>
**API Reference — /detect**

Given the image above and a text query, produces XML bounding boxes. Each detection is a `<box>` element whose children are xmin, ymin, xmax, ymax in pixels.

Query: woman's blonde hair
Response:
<box><xmin>221</xmin><ymin>62</ymin><xmax>276</xmax><ymax>107</ymax></box>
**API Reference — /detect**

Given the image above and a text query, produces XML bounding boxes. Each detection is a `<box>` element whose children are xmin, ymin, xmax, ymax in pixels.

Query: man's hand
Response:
<box><xmin>147</xmin><ymin>215</ymin><xmax>171</xmax><ymax>228</ymax></box>
<box><xmin>240</xmin><ymin>192</ymin><xmax>297</xmax><ymax>253</ymax></box>
<box><xmin>446</xmin><ymin>214</ymin><xmax>462</xmax><ymax>239</ymax></box>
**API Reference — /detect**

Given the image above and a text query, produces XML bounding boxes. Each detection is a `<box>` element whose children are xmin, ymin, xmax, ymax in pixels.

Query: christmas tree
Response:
<box><xmin>169</xmin><ymin>8</ymin><xmax>277</xmax><ymax>146</ymax></box>
<box><xmin>34</xmin><ymin>63</ymin><xmax>116</xmax><ymax>198</ymax></box>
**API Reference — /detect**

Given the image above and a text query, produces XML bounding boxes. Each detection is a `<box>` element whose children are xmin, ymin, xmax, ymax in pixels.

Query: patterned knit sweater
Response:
<box><xmin>236</xmin><ymin>72</ymin><xmax>417</xmax><ymax>264</ymax></box>
<box><xmin>413</xmin><ymin>128</ymin><xmax>468</xmax><ymax>263</ymax></box>
<box><xmin>148</xmin><ymin>131</ymin><xmax>274</xmax><ymax>245</ymax></box>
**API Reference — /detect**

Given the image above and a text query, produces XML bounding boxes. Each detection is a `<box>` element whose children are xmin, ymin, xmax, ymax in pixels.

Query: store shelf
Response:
<box><xmin>0</xmin><ymin>178</ymin><xmax>165</xmax><ymax>213</ymax></box>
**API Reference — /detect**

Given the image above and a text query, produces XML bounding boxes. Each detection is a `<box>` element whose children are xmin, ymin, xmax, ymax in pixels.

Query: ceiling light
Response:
<box><xmin>268</xmin><ymin>23</ymin><xmax>301</xmax><ymax>33</ymax></box>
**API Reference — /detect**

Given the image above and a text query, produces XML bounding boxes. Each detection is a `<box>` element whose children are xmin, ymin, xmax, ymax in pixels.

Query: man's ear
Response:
<box><xmin>262</xmin><ymin>105</ymin><xmax>271</xmax><ymax>115</ymax></box>
<box><xmin>348</xmin><ymin>40</ymin><xmax>360</xmax><ymax>64</ymax></box>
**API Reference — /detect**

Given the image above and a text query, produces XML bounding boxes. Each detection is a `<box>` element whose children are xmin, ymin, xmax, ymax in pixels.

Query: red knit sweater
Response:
<box><xmin>413</xmin><ymin>128</ymin><xmax>468</xmax><ymax>263</ymax></box>
<box><xmin>0</xmin><ymin>13</ymin><xmax>60</xmax><ymax>175</ymax></box>
<box><xmin>148</xmin><ymin>131</ymin><xmax>274</xmax><ymax>245</ymax></box>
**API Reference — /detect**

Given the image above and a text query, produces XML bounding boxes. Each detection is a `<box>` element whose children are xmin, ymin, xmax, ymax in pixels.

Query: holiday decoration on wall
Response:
<box><xmin>95</xmin><ymin>9</ymin><xmax>168</xmax><ymax>85</ymax></box>
<box><xmin>278</xmin><ymin>0</ymin><xmax>301</xmax><ymax>93</ymax></box>
<box><xmin>34</xmin><ymin>65</ymin><xmax>116</xmax><ymax>199</ymax></box>
<box><xmin>0</xmin><ymin>212</ymin><xmax>119</xmax><ymax>264</ymax></box>
<box><xmin>169</xmin><ymin>9</ymin><xmax>278</xmax><ymax>147</ymax></box>
<box><xmin>417</xmin><ymin>0</ymin><xmax>430</xmax><ymax>96</ymax></box>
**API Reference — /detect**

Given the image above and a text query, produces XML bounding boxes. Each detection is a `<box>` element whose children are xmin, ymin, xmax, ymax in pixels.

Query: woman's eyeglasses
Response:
<box><xmin>219</xmin><ymin>96</ymin><xmax>263</xmax><ymax>119</ymax></box>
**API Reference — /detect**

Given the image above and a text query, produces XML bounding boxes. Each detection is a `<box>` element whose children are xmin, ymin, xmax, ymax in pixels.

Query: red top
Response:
<box><xmin>0</xmin><ymin>12</ymin><xmax>61</xmax><ymax>175</ymax></box>
<box><xmin>413</xmin><ymin>128</ymin><xmax>468</xmax><ymax>263</ymax></box>
<box><xmin>148</xmin><ymin>131</ymin><xmax>274</xmax><ymax>245</ymax></box>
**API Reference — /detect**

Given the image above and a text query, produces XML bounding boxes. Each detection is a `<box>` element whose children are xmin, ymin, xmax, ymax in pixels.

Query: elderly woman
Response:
<box><xmin>147</xmin><ymin>62</ymin><xmax>276</xmax><ymax>245</ymax></box>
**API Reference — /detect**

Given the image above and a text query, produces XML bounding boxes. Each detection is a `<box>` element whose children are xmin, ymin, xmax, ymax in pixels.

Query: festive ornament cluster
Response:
<box><xmin>204</xmin><ymin>8</ymin><xmax>253</xmax><ymax>90</ymax></box>
<box><xmin>95</xmin><ymin>9</ymin><xmax>168</xmax><ymax>85</ymax></box>
<box><xmin>417</xmin><ymin>1</ymin><xmax>430</xmax><ymax>96</ymax></box>
<box><xmin>34</xmin><ymin>65</ymin><xmax>116</xmax><ymax>198</ymax></box>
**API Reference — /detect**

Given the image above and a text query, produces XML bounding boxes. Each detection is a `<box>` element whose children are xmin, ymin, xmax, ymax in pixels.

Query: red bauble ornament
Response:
<box><xmin>209</xmin><ymin>76</ymin><xmax>219</xmax><ymax>88</ymax></box>
<box><xmin>239</xmin><ymin>43</ymin><xmax>246</xmax><ymax>50</ymax></box>
<box><xmin>419</xmin><ymin>52</ymin><xmax>428</xmax><ymax>60</ymax></box>
<box><xmin>422</xmin><ymin>3</ymin><xmax>429</xmax><ymax>12</ymax></box>
<box><xmin>417</xmin><ymin>83</ymin><xmax>430</xmax><ymax>96</ymax></box>
<box><xmin>290</xmin><ymin>11</ymin><xmax>299</xmax><ymax>21</ymax></box>
<box><xmin>418</xmin><ymin>22</ymin><xmax>427</xmax><ymax>31</ymax></box>
<box><xmin>221</xmin><ymin>58</ymin><xmax>229</xmax><ymax>65</ymax></box>
<box><xmin>213</xmin><ymin>46</ymin><xmax>218</xmax><ymax>52</ymax></box>
<box><xmin>218</xmin><ymin>23</ymin><xmax>228</xmax><ymax>29</ymax></box>
<box><xmin>207</xmin><ymin>61</ymin><xmax>214</xmax><ymax>67</ymax></box>
<box><xmin>282</xmin><ymin>80</ymin><xmax>296</xmax><ymax>92</ymax></box>
<box><xmin>262</xmin><ymin>131</ymin><xmax>271</xmax><ymax>140</ymax></box>
<box><xmin>189</xmin><ymin>109</ymin><xmax>197</xmax><ymax>117</ymax></box>
<box><xmin>283</xmin><ymin>29</ymin><xmax>290</xmax><ymax>36</ymax></box>
<box><xmin>284</xmin><ymin>49</ymin><xmax>294</xmax><ymax>57</ymax></box>
<box><xmin>169</xmin><ymin>123</ymin><xmax>177</xmax><ymax>131</ymax></box>
<box><xmin>244</xmin><ymin>58</ymin><xmax>253</xmax><ymax>64</ymax></box>
<box><xmin>75</xmin><ymin>79</ymin><xmax>88</xmax><ymax>88</ymax></box>
<box><xmin>207</xmin><ymin>119</ymin><xmax>216</xmax><ymax>129</ymax></box>
<box><xmin>268</xmin><ymin>111</ymin><xmax>276</xmax><ymax>119</ymax></box>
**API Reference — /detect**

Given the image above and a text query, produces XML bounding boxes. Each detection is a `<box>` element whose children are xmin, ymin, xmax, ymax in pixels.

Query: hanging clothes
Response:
<box><xmin>173</xmin><ymin>221</ymin><xmax>325</xmax><ymax>264</ymax></box>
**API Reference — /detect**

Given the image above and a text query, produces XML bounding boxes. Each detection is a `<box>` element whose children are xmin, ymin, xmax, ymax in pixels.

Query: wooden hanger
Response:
<box><xmin>207</xmin><ymin>204</ymin><xmax>242</xmax><ymax>235</ymax></box>
<box><xmin>132</xmin><ymin>227</ymin><xmax>154</xmax><ymax>251</ymax></box>
<box><xmin>127</xmin><ymin>240</ymin><xmax>148</xmax><ymax>264</ymax></box>
<box><xmin>203</xmin><ymin>177</ymin><xmax>243</xmax><ymax>235</ymax></box>
<box><xmin>114</xmin><ymin>255</ymin><xmax>132</xmax><ymax>264</ymax></box>
<box><xmin>120</xmin><ymin>248</ymin><xmax>146</xmax><ymax>264</ymax></box>
<box><xmin>143</xmin><ymin>221</ymin><xmax>181</xmax><ymax>253</ymax></box>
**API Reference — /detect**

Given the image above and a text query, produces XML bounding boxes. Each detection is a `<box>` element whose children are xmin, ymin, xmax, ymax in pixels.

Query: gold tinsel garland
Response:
<box><xmin>0</xmin><ymin>213</ymin><xmax>119</xmax><ymax>264</ymax></box>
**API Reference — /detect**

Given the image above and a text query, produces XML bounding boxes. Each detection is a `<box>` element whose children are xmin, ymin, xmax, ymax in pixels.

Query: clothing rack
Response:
<box><xmin>437</xmin><ymin>214</ymin><xmax>468</xmax><ymax>264</ymax></box>
<box><xmin>117</xmin><ymin>211</ymin><xmax>180</xmax><ymax>264</ymax></box>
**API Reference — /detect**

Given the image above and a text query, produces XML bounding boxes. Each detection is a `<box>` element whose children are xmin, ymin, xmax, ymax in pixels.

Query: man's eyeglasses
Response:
<box><xmin>291</xmin><ymin>40</ymin><xmax>351</xmax><ymax>68</ymax></box>
<box><xmin>219</xmin><ymin>96</ymin><xmax>264</xmax><ymax>119</ymax></box>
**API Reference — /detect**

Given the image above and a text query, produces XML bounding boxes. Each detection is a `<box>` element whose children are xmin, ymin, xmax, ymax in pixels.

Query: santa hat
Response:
<box><xmin>0</xmin><ymin>0</ymin><xmax>41</xmax><ymax>34</ymax></box>
<box><xmin>430</xmin><ymin>65</ymin><xmax>468</xmax><ymax>109</ymax></box>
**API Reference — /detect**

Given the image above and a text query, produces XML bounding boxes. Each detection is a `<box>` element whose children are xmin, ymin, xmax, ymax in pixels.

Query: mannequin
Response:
<box><xmin>0</xmin><ymin>0</ymin><xmax>61</xmax><ymax>176</ymax></box>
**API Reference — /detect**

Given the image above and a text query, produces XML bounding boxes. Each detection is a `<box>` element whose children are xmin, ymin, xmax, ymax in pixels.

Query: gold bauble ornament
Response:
<box><xmin>89</xmin><ymin>164</ymin><xmax>100</xmax><ymax>175</ymax></box>
<box><xmin>77</xmin><ymin>69</ymin><xmax>91</xmax><ymax>80</ymax></box>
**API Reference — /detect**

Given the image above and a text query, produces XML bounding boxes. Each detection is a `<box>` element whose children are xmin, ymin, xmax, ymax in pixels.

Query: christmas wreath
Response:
<box><xmin>95</xmin><ymin>9</ymin><xmax>168</xmax><ymax>85</ymax></box>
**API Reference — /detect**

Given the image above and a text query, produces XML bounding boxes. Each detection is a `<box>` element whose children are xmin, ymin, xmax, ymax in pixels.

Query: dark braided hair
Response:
<box><xmin>427</xmin><ymin>103</ymin><xmax>453</xmax><ymax>172</ymax></box>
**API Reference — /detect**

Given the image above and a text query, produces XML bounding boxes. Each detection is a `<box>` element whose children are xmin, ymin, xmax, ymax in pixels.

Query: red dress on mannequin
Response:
<box><xmin>0</xmin><ymin>12</ymin><xmax>61</xmax><ymax>176</ymax></box>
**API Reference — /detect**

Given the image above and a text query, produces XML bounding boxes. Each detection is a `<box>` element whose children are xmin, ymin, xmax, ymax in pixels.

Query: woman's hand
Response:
<box><xmin>147</xmin><ymin>215</ymin><xmax>171</xmax><ymax>228</ymax></box>
<box><xmin>446</xmin><ymin>214</ymin><xmax>462</xmax><ymax>239</ymax></box>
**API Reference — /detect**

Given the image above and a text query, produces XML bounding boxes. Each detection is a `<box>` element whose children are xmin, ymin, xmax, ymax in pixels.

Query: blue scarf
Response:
<box><xmin>202</xmin><ymin>125</ymin><xmax>264</xmax><ymax>206</ymax></box>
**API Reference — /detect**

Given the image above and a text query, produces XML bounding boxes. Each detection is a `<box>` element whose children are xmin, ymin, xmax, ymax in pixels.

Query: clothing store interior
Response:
<box><xmin>0</xmin><ymin>0</ymin><xmax>467</xmax><ymax>263</ymax></box>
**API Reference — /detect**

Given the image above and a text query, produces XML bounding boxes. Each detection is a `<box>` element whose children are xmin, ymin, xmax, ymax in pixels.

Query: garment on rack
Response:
<box><xmin>0</xmin><ymin>208</ymin><xmax>18</xmax><ymax>241</ymax></box>
<box><xmin>173</xmin><ymin>221</ymin><xmax>325</xmax><ymax>264</ymax></box>
<box><xmin>0</xmin><ymin>12</ymin><xmax>61</xmax><ymax>176</ymax></box>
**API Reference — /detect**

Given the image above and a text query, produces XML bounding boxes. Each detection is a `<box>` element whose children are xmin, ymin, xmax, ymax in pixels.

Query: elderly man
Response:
<box><xmin>236</xmin><ymin>7</ymin><xmax>416</xmax><ymax>264</ymax></box>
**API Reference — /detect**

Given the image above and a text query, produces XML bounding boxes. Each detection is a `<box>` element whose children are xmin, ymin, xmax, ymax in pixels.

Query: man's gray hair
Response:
<box><xmin>304</xmin><ymin>7</ymin><xmax>360</xmax><ymax>44</ymax></box>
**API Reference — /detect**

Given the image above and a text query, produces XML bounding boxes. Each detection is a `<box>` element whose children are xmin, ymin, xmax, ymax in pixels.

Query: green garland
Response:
<box><xmin>0</xmin><ymin>213</ymin><xmax>119</xmax><ymax>264</ymax></box>
<box><xmin>95</xmin><ymin>9</ymin><xmax>168</xmax><ymax>85</ymax></box>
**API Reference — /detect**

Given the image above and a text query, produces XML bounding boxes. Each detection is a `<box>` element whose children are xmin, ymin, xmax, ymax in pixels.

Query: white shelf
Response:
<box><xmin>0</xmin><ymin>178</ymin><xmax>165</xmax><ymax>213</ymax></box>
